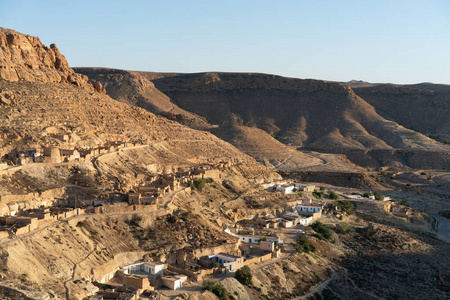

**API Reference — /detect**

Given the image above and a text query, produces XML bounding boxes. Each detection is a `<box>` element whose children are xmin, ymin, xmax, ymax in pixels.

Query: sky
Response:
<box><xmin>1</xmin><ymin>0</ymin><xmax>450</xmax><ymax>84</ymax></box>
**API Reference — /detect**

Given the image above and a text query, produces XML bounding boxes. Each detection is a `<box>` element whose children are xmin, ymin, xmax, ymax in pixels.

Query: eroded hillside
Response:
<box><xmin>76</xmin><ymin>69</ymin><xmax>450</xmax><ymax>170</ymax></box>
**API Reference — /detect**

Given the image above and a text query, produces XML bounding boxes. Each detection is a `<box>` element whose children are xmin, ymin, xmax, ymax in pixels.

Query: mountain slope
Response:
<box><xmin>74</xmin><ymin>67</ymin><xmax>211</xmax><ymax>130</ymax></box>
<box><xmin>0</xmin><ymin>28</ymin><xmax>278</xmax><ymax>195</ymax></box>
<box><xmin>76</xmin><ymin>69</ymin><xmax>450</xmax><ymax>169</ymax></box>
<box><xmin>146</xmin><ymin>72</ymin><xmax>446</xmax><ymax>150</ymax></box>
<box><xmin>348</xmin><ymin>83</ymin><xmax>450</xmax><ymax>141</ymax></box>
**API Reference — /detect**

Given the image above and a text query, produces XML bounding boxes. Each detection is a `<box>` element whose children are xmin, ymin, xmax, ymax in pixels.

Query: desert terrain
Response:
<box><xmin>0</xmin><ymin>28</ymin><xmax>448</xmax><ymax>300</ymax></box>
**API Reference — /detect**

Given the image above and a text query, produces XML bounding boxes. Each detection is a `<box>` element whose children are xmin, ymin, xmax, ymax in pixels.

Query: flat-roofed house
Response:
<box><xmin>275</xmin><ymin>184</ymin><xmax>295</xmax><ymax>194</ymax></box>
<box><xmin>162</xmin><ymin>275</ymin><xmax>187</xmax><ymax>290</ymax></box>
<box><xmin>207</xmin><ymin>253</ymin><xmax>244</xmax><ymax>272</ymax></box>
<box><xmin>294</xmin><ymin>199</ymin><xmax>325</xmax><ymax>216</ymax></box>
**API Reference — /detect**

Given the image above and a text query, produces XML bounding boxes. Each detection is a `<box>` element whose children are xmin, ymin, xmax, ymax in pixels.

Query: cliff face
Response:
<box><xmin>148</xmin><ymin>73</ymin><xmax>446</xmax><ymax>151</ymax></box>
<box><xmin>75</xmin><ymin>69</ymin><xmax>450</xmax><ymax>169</ymax></box>
<box><xmin>351</xmin><ymin>83</ymin><xmax>450</xmax><ymax>140</ymax></box>
<box><xmin>0</xmin><ymin>28</ymin><xmax>90</xmax><ymax>87</ymax></box>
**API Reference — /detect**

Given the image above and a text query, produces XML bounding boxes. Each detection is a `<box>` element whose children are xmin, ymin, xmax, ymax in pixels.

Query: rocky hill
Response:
<box><xmin>73</xmin><ymin>67</ymin><xmax>210</xmax><ymax>130</ymax></box>
<box><xmin>76</xmin><ymin>69</ymin><xmax>450</xmax><ymax>169</ymax></box>
<box><xmin>0</xmin><ymin>28</ymin><xmax>278</xmax><ymax>196</ymax></box>
<box><xmin>348</xmin><ymin>83</ymin><xmax>450</xmax><ymax>141</ymax></box>
<box><xmin>0</xmin><ymin>28</ymin><xmax>90</xmax><ymax>88</ymax></box>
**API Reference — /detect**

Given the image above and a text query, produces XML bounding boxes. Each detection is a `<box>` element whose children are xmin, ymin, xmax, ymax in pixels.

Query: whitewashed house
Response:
<box><xmin>123</xmin><ymin>261</ymin><xmax>165</xmax><ymax>276</ymax></box>
<box><xmin>276</xmin><ymin>184</ymin><xmax>295</xmax><ymax>194</ymax></box>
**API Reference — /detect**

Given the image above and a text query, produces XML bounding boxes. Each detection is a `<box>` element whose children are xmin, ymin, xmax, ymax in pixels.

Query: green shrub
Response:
<box><xmin>235</xmin><ymin>266</ymin><xmax>252</xmax><ymax>286</ymax></box>
<box><xmin>362</xmin><ymin>192</ymin><xmax>373</xmax><ymax>198</ymax></box>
<box><xmin>310</xmin><ymin>222</ymin><xmax>333</xmax><ymax>240</ymax></box>
<box><xmin>312</xmin><ymin>191</ymin><xmax>324</xmax><ymax>199</ymax></box>
<box><xmin>335</xmin><ymin>223</ymin><xmax>352</xmax><ymax>234</ymax></box>
<box><xmin>373</xmin><ymin>191</ymin><xmax>384</xmax><ymax>201</ymax></box>
<box><xmin>400</xmin><ymin>199</ymin><xmax>409</xmax><ymax>207</ymax></box>
<box><xmin>189</xmin><ymin>178</ymin><xmax>214</xmax><ymax>191</ymax></box>
<box><xmin>296</xmin><ymin>238</ymin><xmax>316</xmax><ymax>253</ymax></box>
<box><xmin>320</xmin><ymin>186</ymin><xmax>325</xmax><ymax>191</ymax></box>
<box><xmin>329</xmin><ymin>191</ymin><xmax>339</xmax><ymax>200</ymax></box>
<box><xmin>203</xmin><ymin>280</ymin><xmax>226</xmax><ymax>299</ymax></box>
<box><xmin>338</xmin><ymin>200</ymin><xmax>353</xmax><ymax>214</ymax></box>
<box><xmin>297</xmin><ymin>192</ymin><xmax>303</xmax><ymax>197</ymax></box>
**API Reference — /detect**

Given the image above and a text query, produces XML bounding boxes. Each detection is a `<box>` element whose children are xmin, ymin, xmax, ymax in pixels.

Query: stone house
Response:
<box><xmin>295</xmin><ymin>183</ymin><xmax>316</xmax><ymax>192</ymax></box>
<box><xmin>43</xmin><ymin>147</ymin><xmax>62</xmax><ymax>163</ymax></box>
<box><xmin>60</xmin><ymin>149</ymin><xmax>80</xmax><ymax>162</ymax></box>
<box><xmin>123</xmin><ymin>274</ymin><xmax>151</xmax><ymax>290</ymax></box>
<box><xmin>390</xmin><ymin>204</ymin><xmax>419</xmax><ymax>217</ymax></box>
<box><xmin>240</xmin><ymin>241</ymin><xmax>275</xmax><ymax>256</ymax></box>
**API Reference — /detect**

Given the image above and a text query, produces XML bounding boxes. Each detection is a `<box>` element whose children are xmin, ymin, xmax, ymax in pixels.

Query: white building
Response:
<box><xmin>123</xmin><ymin>261</ymin><xmax>165</xmax><ymax>276</ymax></box>
<box><xmin>275</xmin><ymin>184</ymin><xmax>295</xmax><ymax>194</ymax></box>
<box><xmin>224</xmin><ymin>229</ymin><xmax>283</xmax><ymax>245</ymax></box>
<box><xmin>294</xmin><ymin>199</ymin><xmax>325</xmax><ymax>215</ymax></box>
<box><xmin>208</xmin><ymin>253</ymin><xmax>244</xmax><ymax>272</ymax></box>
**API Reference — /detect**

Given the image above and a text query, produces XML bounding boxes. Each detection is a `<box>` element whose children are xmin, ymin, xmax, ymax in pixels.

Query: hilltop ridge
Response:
<box><xmin>77</xmin><ymin>69</ymin><xmax>450</xmax><ymax>169</ymax></box>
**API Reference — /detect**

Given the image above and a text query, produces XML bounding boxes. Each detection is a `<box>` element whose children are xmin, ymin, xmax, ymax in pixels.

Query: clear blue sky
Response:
<box><xmin>2</xmin><ymin>0</ymin><xmax>450</xmax><ymax>84</ymax></box>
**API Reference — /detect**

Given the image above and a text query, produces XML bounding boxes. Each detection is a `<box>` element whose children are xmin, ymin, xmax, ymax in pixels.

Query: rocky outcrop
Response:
<box><xmin>0</xmin><ymin>28</ymin><xmax>89</xmax><ymax>87</ymax></box>
<box><xmin>146</xmin><ymin>72</ymin><xmax>354</xmax><ymax>94</ymax></box>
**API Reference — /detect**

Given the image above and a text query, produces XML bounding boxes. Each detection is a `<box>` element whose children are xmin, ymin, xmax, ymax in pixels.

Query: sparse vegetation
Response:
<box><xmin>373</xmin><ymin>191</ymin><xmax>384</xmax><ymax>201</ymax></box>
<box><xmin>329</xmin><ymin>191</ymin><xmax>339</xmax><ymax>199</ymax></box>
<box><xmin>338</xmin><ymin>200</ymin><xmax>354</xmax><ymax>215</ymax></box>
<box><xmin>335</xmin><ymin>223</ymin><xmax>353</xmax><ymax>234</ymax></box>
<box><xmin>310</xmin><ymin>221</ymin><xmax>333</xmax><ymax>241</ymax></box>
<box><xmin>362</xmin><ymin>192</ymin><xmax>373</xmax><ymax>198</ymax></box>
<box><xmin>203</xmin><ymin>280</ymin><xmax>227</xmax><ymax>300</ymax></box>
<box><xmin>296</xmin><ymin>237</ymin><xmax>316</xmax><ymax>253</ymax></box>
<box><xmin>235</xmin><ymin>265</ymin><xmax>253</xmax><ymax>286</ymax></box>
<box><xmin>189</xmin><ymin>178</ymin><xmax>214</xmax><ymax>191</ymax></box>
<box><xmin>312</xmin><ymin>191</ymin><xmax>324</xmax><ymax>199</ymax></box>
<box><xmin>166</xmin><ymin>215</ymin><xmax>177</xmax><ymax>223</ymax></box>
<box><xmin>400</xmin><ymin>199</ymin><xmax>409</xmax><ymax>207</ymax></box>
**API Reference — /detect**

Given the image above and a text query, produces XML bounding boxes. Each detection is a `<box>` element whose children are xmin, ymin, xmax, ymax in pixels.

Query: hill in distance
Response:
<box><xmin>76</xmin><ymin>69</ymin><xmax>450</xmax><ymax>170</ymax></box>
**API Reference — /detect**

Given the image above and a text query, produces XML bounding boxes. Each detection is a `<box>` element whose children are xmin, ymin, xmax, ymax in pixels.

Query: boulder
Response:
<box><xmin>0</xmin><ymin>91</ymin><xmax>14</xmax><ymax>105</ymax></box>
<box><xmin>93</xmin><ymin>81</ymin><xmax>106</xmax><ymax>94</ymax></box>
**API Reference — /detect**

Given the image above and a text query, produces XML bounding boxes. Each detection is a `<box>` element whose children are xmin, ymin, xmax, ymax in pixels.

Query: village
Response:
<box><xmin>0</xmin><ymin>134</ymin><xmax>141</xmax><ymax>169</ymax></box>
<box><xmin>0</xmin><ymin>158</ymin><xmax>425</xmax><ymax>300</ymax></box>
